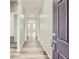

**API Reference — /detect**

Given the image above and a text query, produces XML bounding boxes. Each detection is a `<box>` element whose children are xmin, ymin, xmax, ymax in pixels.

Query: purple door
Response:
<box><xmin>53</xmin><ymin>0</ymin><xmax>69</xmax><ymax>59</ymax></box>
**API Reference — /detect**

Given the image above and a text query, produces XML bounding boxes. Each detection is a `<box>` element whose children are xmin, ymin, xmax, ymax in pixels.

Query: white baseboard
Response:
<box><xmin>39</xmin><ymin>40</ymin><xmax>50</xmax><ymax>59</ymax></box>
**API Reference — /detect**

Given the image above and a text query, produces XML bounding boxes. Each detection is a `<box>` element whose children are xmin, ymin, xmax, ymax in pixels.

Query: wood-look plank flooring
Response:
<box><xmin>10</xmin><ymin>40</ymin><xmax>49</xmax><ymax>59</ymax></box>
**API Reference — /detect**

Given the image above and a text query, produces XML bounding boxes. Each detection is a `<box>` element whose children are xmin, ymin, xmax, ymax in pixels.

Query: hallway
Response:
<box><xmin>10</xmin><ymin>39</ymin><xmax>49</xmax><ymax>59</ymax></box>
<box><xmin>10</xmin><ymin>0</ymin><xmax>53</xmax><ymax>59</ymax></box>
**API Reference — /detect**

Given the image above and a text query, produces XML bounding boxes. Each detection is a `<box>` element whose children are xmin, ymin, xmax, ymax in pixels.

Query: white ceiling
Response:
<box><xmin>21</xmin><ymin>0</ymin><xmax>44</xmax><ymax>15</ymax></box>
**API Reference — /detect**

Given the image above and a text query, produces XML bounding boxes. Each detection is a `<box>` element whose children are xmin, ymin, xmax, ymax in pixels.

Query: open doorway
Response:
<box><xmin>27</xmin><ymin>18</ymin><xmax>37</xmax><ymax>40</ymax></box>
<box><xmin>10</xmin><ymin>0</ymin><xmax>69</xmax><ymax>59</ymax></box>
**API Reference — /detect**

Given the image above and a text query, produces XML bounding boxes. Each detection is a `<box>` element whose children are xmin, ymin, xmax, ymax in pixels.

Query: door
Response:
<box><xmin>53</xmin><ymin>0</ymin><xmax>69</xmax><ymax>59</ymax></box>
<box><xmin>27</xmin><ymin>19</ymin><xmax>37</xmax><ymax>40</ymax></box>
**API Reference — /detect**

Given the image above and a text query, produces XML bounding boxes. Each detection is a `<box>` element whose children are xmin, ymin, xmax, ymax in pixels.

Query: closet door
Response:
<box><xmin>53</xmin><ymin>0</ymin><xmax>69</xmax><ymax>59</ymax></box>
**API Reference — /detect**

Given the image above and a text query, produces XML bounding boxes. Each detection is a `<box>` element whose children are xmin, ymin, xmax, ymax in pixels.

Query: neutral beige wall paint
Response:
<box><xmin>39</xmin><ymin>0</ymin><xmax>53</xmax><ymax>59</ymax></box>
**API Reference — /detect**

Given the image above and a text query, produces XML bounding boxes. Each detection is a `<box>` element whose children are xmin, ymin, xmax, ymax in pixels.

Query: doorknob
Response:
<box><xmin>52</xmin><ymin>33</ymin><xmax>56</xmax><ymax>49</ymax></box>
<box><xmin>52</xmin><ymin>40</ymin><xmax>56</xmax><ymax>50</ymax></box>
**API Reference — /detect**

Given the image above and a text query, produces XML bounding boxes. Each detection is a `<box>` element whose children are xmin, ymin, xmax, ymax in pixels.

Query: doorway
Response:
<box><xmin>27</xmin><ymin>17</ymin><xmax>37</xmax><ymax>40</ymax></box>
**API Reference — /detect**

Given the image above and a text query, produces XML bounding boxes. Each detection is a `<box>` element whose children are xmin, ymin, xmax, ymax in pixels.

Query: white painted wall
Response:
<box><xmin>39</xmin><ymin>0</ymin><xmax>53</xmax><ymax>59</ymax></box>
<box><xmin>16</xmin><ymin>14</ymin><xmax>25</xmax><ymax>51</ymax></box>
<box><xmin>10</xmin><ymin>2</ymin><xmax>17</xmax><ymax>42</ymax></box>
<box><xmin>19</xmin><ymin>15</ymin><xmax>25</xmax><ymax>48</ymax></box>
<box><xmin>14</xmin><ymin>14</ymin><xmax>17</xmax><ymax>42</ymax></box>
<box><xmin>17</xmin><ymin>2</ymin><xmax>26</xmax><ymax>51</ymax></box>
<box><xmin>10</xmin><ymin>13</ymin><xmax>17</xmax><ymax>42</ymax></box>
<box><xmin>10</xmin><ymin>14</ymin><xmax>14</xmax><ymax>36</ymax></box>
<box><xmin>10</xmin><ymin>1</ymin><xmax>26</xmax><ymax>50</ymax></box>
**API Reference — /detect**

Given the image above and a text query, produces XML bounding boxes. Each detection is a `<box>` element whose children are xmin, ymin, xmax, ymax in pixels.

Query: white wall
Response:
<box><xmin>19</xmin><ymin>4</ymin><xmax>25</xmax><ymax>49</ymax></box>
<box><xmin>19</xmin><ymin>15</ymin><xmax>25</xmax><ymax>48</ymax></box>
<box><xmin>10</xmin><ymin>14</ymin><xmax>14</xmax><ymax>36</ymax></box>
<box><xmin>39</xmin><ymin>0</ymin><xmax>53</xmax><ymax>59</ymax></box>
<box><xmin>17</xmin><ymin>2</ymin><xmax>26</xmax><ymax>51</ymax></box>
<box><xmin>10</xmin><ymin>1</ymin><xmax>26</xmax><ymax>50</ymax></box>
<box><xmin>10</xmin><ymin>2</ymin><xmax>17</xmax><ymax>42</ymax></box>
<box><xmin>14</xmin><ymin>14</ymin><xmax>17</xmax><ymax>42</ymax></box>
<box><xmin>10</xmin><ymin>13</ymin><xmax>17</xmax><ymax>42</ymax></box>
